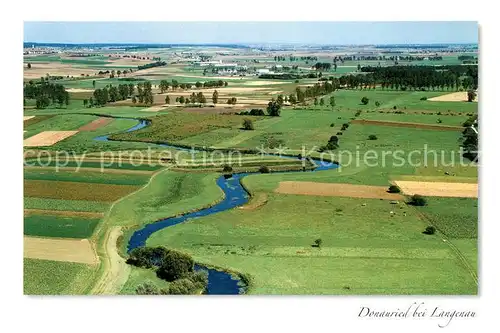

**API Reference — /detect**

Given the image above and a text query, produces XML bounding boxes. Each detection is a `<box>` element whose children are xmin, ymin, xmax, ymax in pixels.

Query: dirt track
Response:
<box><xmin>394</xmin><ymin>181</ymin><xmax>478</xmax><ymax>198</ymax></box>
<box><xmin>24</xmin><ymin>236</ymin><xmax>99</xmax><ymax>265</ymax></box>
<box><xmin>275</xmin><ymin>181</ymin><xmax>404</xmax><ymax>200</ymax></box>
<box><xmin>352</xmin><ymin>119</ymin><xmax>463</xmax><ymax>131</ymax></box>
<box><xmin>90</xmin><ymin>227</ymin><xmax>131</xmax><ymax>295</ymax></box>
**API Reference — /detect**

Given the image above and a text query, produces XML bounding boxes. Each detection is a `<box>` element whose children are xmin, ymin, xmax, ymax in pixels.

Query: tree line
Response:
<box><xmin>159</xmin><ymin>80</ymin><xmax>228</xmax><ymax>93</ymax></box>
<box><xmin>85</xmin><ymin>81</ymin><xmax>153</xmax><ymax>107</ymax></box>
<box><xmin>24</xmin><ymin>79</ymin><xmax>69</xmax><ymax>109</ymax></box>
<box><xmin>357</xmin><ymin>65</ymin><xmax>478</xmax><ymax>91</ymax></box>
<box><xmin>137</xmin><ymin>61</ymin><xmax>167</xmax><ymax>71</ymax></box>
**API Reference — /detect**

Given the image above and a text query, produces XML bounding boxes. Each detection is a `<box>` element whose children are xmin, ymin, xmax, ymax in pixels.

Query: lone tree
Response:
<box><xmin>368</xmin><ymin>134</ymin><xmax>378</xmax><ymax>140</ymax></box>
<box><xmin>314</xmin><ymin>238</ymin><xmax>323</xmax><ymax>248</ymax></box>
<box><xmin>329</xmin><ymin>96</ymin><xmax>336</xmax><ymax>108</ymax></box>
<box><xmin>320</xmin><ymin>98</ymin><xmax>325</xmax><ymax>107</ymax></box>
<box><xmin>212</xmin><ymin>90</ymin><xmax>219</xmax><ymax>105</ymax></box>
<box><xmin>467</xmin><ymin>90</ymin><xmax>477</xmax><ymax>102</ymax></box>
<box><xmin>409</xmin><ymin>194</ymin><xmax>427</xmax><ymax>206</ymax></box>
<box><xmin>259</xmin><ymin>165</ymin><xmax>270</xmax><ymax>173</ymax></box>
<box><xmin>266</xmin><ymin>100</ymin><xmax>281</xmax><ymax>117</ymax></box>
<box><xmin>423</xmin><ymin>226</ymin><xmax>436</xmax><ymax>235</ymax></box>
<box><xmin>27</xmin><ymin>63</ymin><xmax>31</xmax><ymax>69</ymax></box>
<box><xmin>361</xmin><ymin>97</ymin><xmax>369</xmax><ymax>105</ymax></box>
<box><xmin>242</xmin><ymin>118</ymin><xmax>254</xmax><ymax>130</ymax></box>
<box><xmin>165</xmin><ymin>95</ymin><xmax>170</xmax><ymax>104</ymax></box>
<box><xmin>388</xmin><ymin>185</ymin><xmax>401</xmax><ymax>193</ymax></box>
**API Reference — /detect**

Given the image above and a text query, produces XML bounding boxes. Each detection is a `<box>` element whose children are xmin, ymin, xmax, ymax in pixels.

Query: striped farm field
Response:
<box><xmin>24</xmin><ymin>197</ymin><xmax>110</xmax><ymax>212</ymax></box>
<box><xmin>24</xmin><ymin>214</ymin><xmax>101</xmax><ymax>238</ymax></box>
<box><xmin>24</xmin><ymin>169</ymin><xmax>152</xmax><ymax>186</ymax></box>
<box><xmin>24</xmin><ymin>180</ymin><xmax>140</xmax><ymax>202</ymax></box>
<box><xmin>24</xmin><ymin>209</ymin><xmax>104</xmax><ymax>218</ymax></box>
<box><xmin>24</xmin><ymin>258</ymin><xmax>95</xmax><ymax>295</ymax></box>
<box><xmin>27</xmin><ymin>159</ymin><xmax>164</xmax><ymax>171</ymax></box>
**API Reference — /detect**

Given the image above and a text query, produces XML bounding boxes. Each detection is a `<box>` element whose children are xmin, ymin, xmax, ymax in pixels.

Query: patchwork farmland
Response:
<box><xmin>23</xmin><ymin>36</ymin><xmax>478</xmax><ymax>296</ymax></box>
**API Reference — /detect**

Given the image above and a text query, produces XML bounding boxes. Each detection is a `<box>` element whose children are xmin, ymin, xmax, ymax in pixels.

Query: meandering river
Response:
<box><xmin>96</xmin><ymin>118</ymin><xmax>338</xmax><ymax>294</ymax></box>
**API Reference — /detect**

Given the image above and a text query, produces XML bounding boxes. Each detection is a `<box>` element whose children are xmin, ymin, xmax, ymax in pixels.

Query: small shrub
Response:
<box><xmin>259</xmin><ymin>165</ymin><xmax>270</xmax><ymax>173</ymax></box>
<box><xmin>437</xmin><ymin>118</ymin><xmax>443</xmax><ymax>124</ymax></box>
<box><xmin>222</xmin><ymin>164</ymin><xmax>233</xmax><ymax>173</ymax></box>
<box><xmin>368</xmin><ymin>134</ymin><xmax>377</xmax><ymax>140</ymax></box>
<box><xmin>330</xmin><ymin>123</ymin><xmax>335</xmax><ymax>127</ymax></box>
<box><xmin>423</xmin><ymin>226</ymin><xmax>436</xmax><ymax>235</ymax></box>
<box><xmin>361</xmin><ymin>97</ymin><xmax>369</xmax><ymax>105</ymax></box>
<box><xmin>388</xmin><ymin>185</ymin><xmax>401</xmax><ymax>193</ymax></box>
<box><xmin>420</xmin><ymin>96</ymin><xmax>427</xmax><ymax>101</ymax></box>
<box><xmin>375</xmin><ymin>101</ymin><xmax>380</xmax><ymax>107</ymax></box>
<box><xmin>336</xmin><ymin>132</ymin><xmax>343</xmax><ymax>135</ymax></box>
<box><xmin>393</xmin><ymin>105</ymin><xmax>397</xmax><ymax>110</ymax></box>
<box><xmin>242</xmin><ymin>118</ymin><xmax>254</xmax><ymax>130</ymax></box>
<box><xmin>409</xmin><ymin>194</ymin><xmax>427</xmax><ymax>206</ymax></box>
<box><xmin>313</xmin><ymin>238</ymin><xmax>322</xmax><ymax>248</ymax></box>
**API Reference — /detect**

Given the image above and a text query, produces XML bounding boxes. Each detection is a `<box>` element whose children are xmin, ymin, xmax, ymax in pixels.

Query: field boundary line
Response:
<box><xmin>411</xmin><ymin>207</ymin><xmax>478</xmax><ymax>286</ymax></box>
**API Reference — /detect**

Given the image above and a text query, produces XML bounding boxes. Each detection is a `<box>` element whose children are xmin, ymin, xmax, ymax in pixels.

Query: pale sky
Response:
<box><xmin>24</xmin><ymin>22</ymin><xmax>478</xmax><ymax>45</ymax></box>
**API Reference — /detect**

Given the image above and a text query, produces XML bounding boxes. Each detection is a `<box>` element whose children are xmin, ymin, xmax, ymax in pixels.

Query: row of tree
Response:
<box><xmin>137</xmin><ymin>61</ymin><xmax>167</xmax><ymax>71</ymax></box>
<box><xmin>336</xmin><ymin>65</ymin><xmax>480</xmax><ymax>91</ymax></box>
<box><xmin>158</xmin><ymin>80</ymin><xmax>228</xmax><ymax>93</ymax></box>
<box><xmin>24</xmin><ymin>80</ymin><xmax>69</xmax><ymax>109</ymax></box>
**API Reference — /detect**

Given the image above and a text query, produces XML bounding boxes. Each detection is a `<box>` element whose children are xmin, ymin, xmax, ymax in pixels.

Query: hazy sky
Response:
<box><xmin>24</xmin><ymin>22</ymin><xmax>478</xmax><ymax>45</ymax></box>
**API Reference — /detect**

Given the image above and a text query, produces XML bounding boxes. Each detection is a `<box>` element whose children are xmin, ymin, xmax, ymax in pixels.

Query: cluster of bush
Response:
<box><xmin>318</xmin><ymin>135</ymin><xmax>339</xmax><ymax>152</ymax></box>
<box><xmin>127</xmin><ymin>246</ymin><xmax>208</xmax><ymax>295</ymax></box>
<box><xmin>237</xmin><ymin>109</ymin><xmax>265</xmax><ymax>116</ymax></box>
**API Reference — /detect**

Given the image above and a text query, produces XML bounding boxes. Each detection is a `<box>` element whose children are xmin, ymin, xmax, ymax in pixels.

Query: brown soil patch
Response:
<box><xmin>428</xmin><ymin>92</ymin><xmax>478</xmax><ymax>102</ymax></box>
<box><xmin>24</xmin><ymin>236</ymin><xmax>98</xmax><ymax>265</ymax></box>
<box><xmin>78</xmin><ymin>117</ymin><xmax>113</xmax><ymax>131</ymax></box>
<box><xmin>24</xmin><ymin>209</ymin><xmax>104</xmax><ymax>218</ymax></box>
<box><xmin>140</xmin><ymin>105</ymin><xmax>169</xmax><ymax>112</ymax></box>
<box><xmin>23</xmin><ymin>131</ymin><xmax>79</xmax><ymax>147</ymax></box>
<box><xmin>275</xmin><ymin>181</ymin><xmax>404</xmax><ymax>200</ymax></box>
<box><xmin>179</xmin><ymin>107</ymin><xmax>243</xmax><ymax>114</ymax></box>
<box><xmin>243</xmin><ymin>81</ymin><xmax>284</xmax><ymax>86</ymax></box>
<box><xmin>240</xmin><ymin>193</ymin><xmax>268</xmax><ymax>210</ymax></box>
<box><xmin>393</xmin><ymin>181</ymin><xmax>478</xmax><ymax>198</ymax></box>
<box><xmin>66</xmin><ymin>88</ymin><xmax>95</xmax><ymax>93</ymax></box>
<box><xmin>24</xmin><ymin>166</ymin><xmax>155</xmax><ymax>175</ymax></box>
<box><xmin>24</xmin><ymin>180</ymin><xmax>140</xmax><ymax>202</ymax></box>
<box><xmin>23</xmin><ymin>62</ymin><xmax>97</xmax><ymax>79</ymax></box>
<box><xmin>23</xmin><ymin>116</ymin><xmax>35</xmax><ymax>121</ymax></box>
<box><xmin>352</xmin><ymin>119</ymin><xmax>463</xmax><ymax>131</ymax></box>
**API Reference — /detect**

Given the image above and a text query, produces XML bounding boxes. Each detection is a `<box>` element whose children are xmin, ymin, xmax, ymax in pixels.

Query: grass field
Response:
<box><xmin>24</xmin><ymin>258</ymin><xmax>95</xmax><ymax>295</ymax></box>
<box><xmin>24</xmin><ymin>214</ymin><xmax>101</xmax><ymax>238</ymax></box>
<box><xmin>147</xmin><ymin>193</ymin><xmax>477</xmax><ymax>294</ymax></box>
<box><xmin>119</xmin><ymin>266</ymin><xmax>171</xmax><ymax>295</ymax></box>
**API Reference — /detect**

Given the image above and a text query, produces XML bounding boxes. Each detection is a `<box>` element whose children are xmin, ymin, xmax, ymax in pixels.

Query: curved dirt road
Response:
<box><xmin>91</xmin><ymin>227</ymin><xmax>130</xmax><ymax>295</ymax></box>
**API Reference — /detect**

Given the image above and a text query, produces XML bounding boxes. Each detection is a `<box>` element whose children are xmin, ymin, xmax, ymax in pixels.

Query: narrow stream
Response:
<box><xmin>96</xmin><ymin>118</ymin><xmax>338</xmax><ymax>294</ymax></box>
